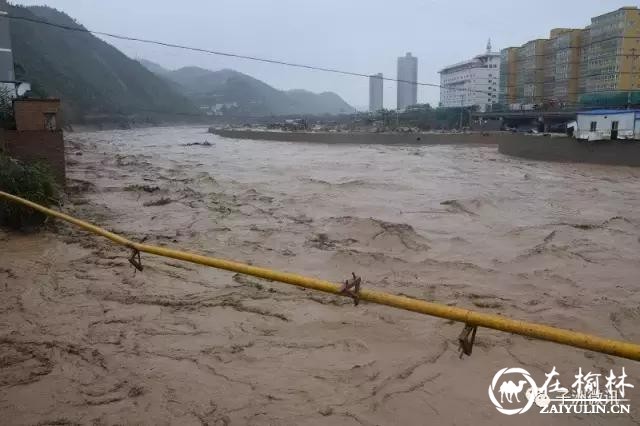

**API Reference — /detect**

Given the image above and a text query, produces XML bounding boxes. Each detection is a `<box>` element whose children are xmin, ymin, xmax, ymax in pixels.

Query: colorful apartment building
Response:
<box><xmin>515</xmin><ymin>39</ymin><xmax>547</xmax><ymax>105</ymax></box>
<box><xmin>544</xmin><ymin>28</ymin><xmax>583</xmax><ymax>105</ymax></box>
<box><xmin>498</xmin><ymin>47</ymin><xmax>517</xmax><ymax>106</ymax></box>
<box><xmin>499</xmin><ymin>6</ymin><xmax>640</xmax><ymax>109</ymax></box>
<box><xmin>580</xmin><ymin>6</ymin><xmax>640</xmax><ymax>105</ymax></box>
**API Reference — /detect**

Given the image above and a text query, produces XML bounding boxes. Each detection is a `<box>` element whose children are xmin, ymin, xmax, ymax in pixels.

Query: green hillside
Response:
<box><xmin>8</xmin><ymin>4</ymin><xmax>196</xmax><ymax>122</ymax></box>
<box><xmin>6</xmin><ymin>2</ymin><xmax>353</xmax><ymax>121</ymax></box>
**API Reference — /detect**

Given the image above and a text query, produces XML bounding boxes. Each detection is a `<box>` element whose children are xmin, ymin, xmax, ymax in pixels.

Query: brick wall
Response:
<box><xmin>13</xmin><ymin>99</ymin><xmax>61</xmax><ymax>132</ymax></box>
<box><xmin>1</xmin><ymin>129</ymin><xmax>66</xmax><ymax>184</ymax></box>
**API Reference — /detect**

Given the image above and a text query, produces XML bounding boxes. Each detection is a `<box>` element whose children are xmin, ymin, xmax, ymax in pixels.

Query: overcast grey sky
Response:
<box><xmin>12</xmin><ymin>0</ymin><xmax>637</xmax><ymax>109</ymax></box>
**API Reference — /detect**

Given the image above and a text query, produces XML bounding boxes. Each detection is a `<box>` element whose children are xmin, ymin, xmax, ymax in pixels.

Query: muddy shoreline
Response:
<box><xmin>1</xmin><ymin>127</ymin><xmax>639</xmax><ymax>425</ymax></box>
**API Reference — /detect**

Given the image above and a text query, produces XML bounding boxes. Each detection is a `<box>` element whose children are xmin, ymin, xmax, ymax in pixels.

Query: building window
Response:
<box><xmin>44</xmin><ymin>113</ymin><xmax>57</xmax><ymax>131</ymax></box>
<box><xmin>590</xmin><ymin>121</ymin><xmax>597</xmax><ymax>131</ymax></box>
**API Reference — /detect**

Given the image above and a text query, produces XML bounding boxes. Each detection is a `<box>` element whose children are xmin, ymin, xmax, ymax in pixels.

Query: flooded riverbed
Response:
<box><xmin>1</xmin><ymin>126</ymin><xmax>639</xmax><ymax>425</ymax></box>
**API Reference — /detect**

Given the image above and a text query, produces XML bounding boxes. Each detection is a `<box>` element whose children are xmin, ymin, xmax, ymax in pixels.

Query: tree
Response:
<box><xmin>0</xmin><ymin>85</ymin><xmax>15</xmax><ymax>130</ymax></box>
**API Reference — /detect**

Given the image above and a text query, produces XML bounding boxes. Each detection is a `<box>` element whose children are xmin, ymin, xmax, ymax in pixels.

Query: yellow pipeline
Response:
<box><xmin>1</xmin><ymin>190</ymin><xmax>640</xmax><ymax>361</ymax></box>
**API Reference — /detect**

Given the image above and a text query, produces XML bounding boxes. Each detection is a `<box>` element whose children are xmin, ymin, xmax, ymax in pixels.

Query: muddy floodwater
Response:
<box><xmin>1</xmin><ymin>126</ymin><xmax>640</xmax><ymax>425</ymax></box>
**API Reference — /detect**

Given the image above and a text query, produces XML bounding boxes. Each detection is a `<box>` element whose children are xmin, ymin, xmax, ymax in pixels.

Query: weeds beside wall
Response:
<box><xmin>0</xmin><ymin>153</ymin><xmax>59</xmax><ymax>229</ymax></box>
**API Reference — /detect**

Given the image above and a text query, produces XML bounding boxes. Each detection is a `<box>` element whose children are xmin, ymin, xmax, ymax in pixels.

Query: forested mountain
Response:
<box><xmin>5</xmin><ymin>3</ymin><xmax>353</xmax><ymax>121</ymax></box>
<box><xmin>142</xmin><ymin>62</ymin><xmax>354</xmax><ymax>116</ymax></box>
<box><xmin>7</xmin><ymin>4</ymin><xmax>196</xmax><ymax>122</ymax></box>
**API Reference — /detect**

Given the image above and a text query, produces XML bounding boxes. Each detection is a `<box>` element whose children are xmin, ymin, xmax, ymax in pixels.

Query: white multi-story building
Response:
<box><xmin>439</xmin><ymin>41</ymin><xmax>500</xmax><ymax>112</ymax></box>
<box><xmin>369</xmin><ymin>73</ymin><xmax>383</xmax><ymax>112</ymax></box>
<box><xmin>397</xmin><ymin>52</ymin><xmax>418</xmax><ymax>110</ymax></box>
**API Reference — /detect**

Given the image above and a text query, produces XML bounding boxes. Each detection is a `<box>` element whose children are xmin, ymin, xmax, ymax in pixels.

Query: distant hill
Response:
<box><xmin>4</xmin><ymin>1</ymin><xmax>352</xmax><ymax>121</ymax></box>
<box><xmin>286</xmin><ymin>89</ymin><xmax>354</xmax><ymax>115</ymax></box>
<box><xmin>141</xmin><ymin>61</ymin><xmax>354</xmax><ymax>116</ymax></box>
<box><xmin>136</xmin><ymin>58</ymin><xmax>170</xmax><ymax>76</ymax></box>
<box><xmin>7</xmin><ymin>4</ymin><xmax>196</xmax><ymax>122</ymax></box>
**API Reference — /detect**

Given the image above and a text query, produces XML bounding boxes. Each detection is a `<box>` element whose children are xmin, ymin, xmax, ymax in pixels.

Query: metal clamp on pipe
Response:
<box><xmin>1</xmin><ymin>190</ymin><xmax>640</xmax><ymax>362</ymax></box>
<box><xmin>340</xmin><ymin>272</ymin><xmax>362</xmax><ymax>306</ymax></box>
<box><xmin>458</xmin><ymin>324</ymin><xmax>478</xmax><ymax>358</ymax></box>
<box><xmin>129</xmin><ymin>249</ymin><xmax>143</xmax><ymax>272</ymax></box>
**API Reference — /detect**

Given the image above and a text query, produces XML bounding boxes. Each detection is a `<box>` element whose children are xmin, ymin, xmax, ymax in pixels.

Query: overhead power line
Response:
<box><xmin>4</xmin><ymin>13</ymin><xmax>640</xmax><ymax>110</ymax></box>
<box><xmin>5</xmin><ymin>13</ymin><xmax>487</xmax><ymax>95</ymax></box>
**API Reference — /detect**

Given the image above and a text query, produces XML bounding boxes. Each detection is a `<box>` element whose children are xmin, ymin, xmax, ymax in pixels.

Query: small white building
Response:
<box><xmin>439</xmin><ymin>40</ymin><xmax>500</xmax><ymax>112</ymax></box>
<box><xmin>575</xmin><ymin>109</ymin><xmax>640</xmax><ymax>141</ymax></box>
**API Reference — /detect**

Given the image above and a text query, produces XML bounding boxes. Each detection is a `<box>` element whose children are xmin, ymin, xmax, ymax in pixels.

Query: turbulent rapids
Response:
<box><xmin>1</xmin><ymin>126</ymin><xmax>639</xmax><ymax>425</ymax></box>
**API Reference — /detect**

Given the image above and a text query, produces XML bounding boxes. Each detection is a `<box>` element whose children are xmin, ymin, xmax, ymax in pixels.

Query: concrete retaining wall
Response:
<box><xmin>210</xmin><ymin>130</ymin><xmax>518</xmax><ymax>145</ymax></box>
<box><xmin>499</xmin><ymin>136</ymin><xmax>640</xmax><ymax>167</ymax></box>
<box><xmin>214</xmin><ymin>129</ymin><xmax>640</xmax><ymax>167</ymax></box>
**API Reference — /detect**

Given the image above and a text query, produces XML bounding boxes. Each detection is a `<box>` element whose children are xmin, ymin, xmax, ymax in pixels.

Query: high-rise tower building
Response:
<box><xmin>397</xmin><ymin>52</ymin><xmax>418</xmax><ymax>110</ymax></box>
<box><xmin>369</xmin><ymin>73</ymin><xmax>383</xmax><ymax>112</ymax></box>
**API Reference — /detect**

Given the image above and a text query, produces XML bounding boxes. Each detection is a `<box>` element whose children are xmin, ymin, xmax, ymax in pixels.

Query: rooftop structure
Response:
<box><xmin>439</xmin><ymin>40</ymin><xmax>500</xmax><ymax>112</ymax></box>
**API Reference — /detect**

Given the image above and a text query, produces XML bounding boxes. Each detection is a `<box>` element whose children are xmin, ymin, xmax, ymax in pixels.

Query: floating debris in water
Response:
<box><xmin>182</xmin><ymin>141</ymin><xmax>213</xmax><ymax>147</ymax></box>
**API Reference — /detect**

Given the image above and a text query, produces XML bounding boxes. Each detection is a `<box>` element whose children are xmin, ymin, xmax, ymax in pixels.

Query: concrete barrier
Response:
<box><xmin>499</xmin><ymin>136</ymin><xmax>640</xmax><ymax>167</ymax></box>
<box><xmin>210</xmin><ymin>129</ymin><xmax>503</xmax><ymax>145</ymax></box>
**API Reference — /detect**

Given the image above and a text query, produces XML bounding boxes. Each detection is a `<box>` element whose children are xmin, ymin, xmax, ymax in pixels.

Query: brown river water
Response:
<box><xmin>1</xmin><ymin>126</ymin><xmax>640</xmax><ymax>425</ymax></box>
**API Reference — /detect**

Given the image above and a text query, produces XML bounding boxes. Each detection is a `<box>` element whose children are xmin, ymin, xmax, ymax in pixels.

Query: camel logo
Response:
<box><xmin>488</xmin><ymin>367</ymin><xmax>538</xmax><ymax>415</ymax></box>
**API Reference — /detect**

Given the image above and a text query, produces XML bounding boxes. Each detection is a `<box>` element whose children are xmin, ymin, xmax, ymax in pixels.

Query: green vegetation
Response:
<box><xmin>0</xmin><ymin>153</ymin><xmax>59</xmax><ymax>229</ymax></box>
<box><xmin>0</xmin><ymin>86</ymin><xmax>15</xmax><ymax>129</ymax></box>
<box><xmin>7</xmin><ymin>4</ymin><xmax>352</xmax><ymax>121</ymax></box>
<box><xmin>372</xmin><ymin>104</ymin><xmax>477</xmax><ymax>130</ymax></box>
<box><xmin>8</xmin><ymin>5</ymin><xmax>197</xmax><ymax>122</ymax></box>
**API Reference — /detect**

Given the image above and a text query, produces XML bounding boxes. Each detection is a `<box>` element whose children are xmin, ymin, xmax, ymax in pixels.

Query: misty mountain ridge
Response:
<box><xmin>140</xmin><ymin>60</ymin><xmax>354</xmax><ymax>116</ymax></box>
<box><xmin>8</xmin><ymin>4</ymin><xmax>196</xmax><ymax>121</ymax></box>
<box><xmin>5</xmin><ymin>4</ymin><xmax>352</xmax><ymax>120</ymax></box>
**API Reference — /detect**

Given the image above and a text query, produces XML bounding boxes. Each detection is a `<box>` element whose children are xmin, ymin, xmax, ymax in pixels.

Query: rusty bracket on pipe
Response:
<box><xmin>340</xmin><ymin>272</ymin><xmax>362</xmax><ymax>306</ymax></box>
<box><xmin>458</xmin><ymin>324</ymin><xmax>478</xmax><ymax>359</ymax></box>
<box><xmin>128</xmin><ymin>249</ymin><xmax>143</xmax><ymax>272</ymax></box>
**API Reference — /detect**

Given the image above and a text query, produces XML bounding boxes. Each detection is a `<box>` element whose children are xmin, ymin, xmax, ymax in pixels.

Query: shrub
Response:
<box><xmin>0</xmin><ymin>152</ymin><xmax>60</xmax><ymax>229</ymax></box>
